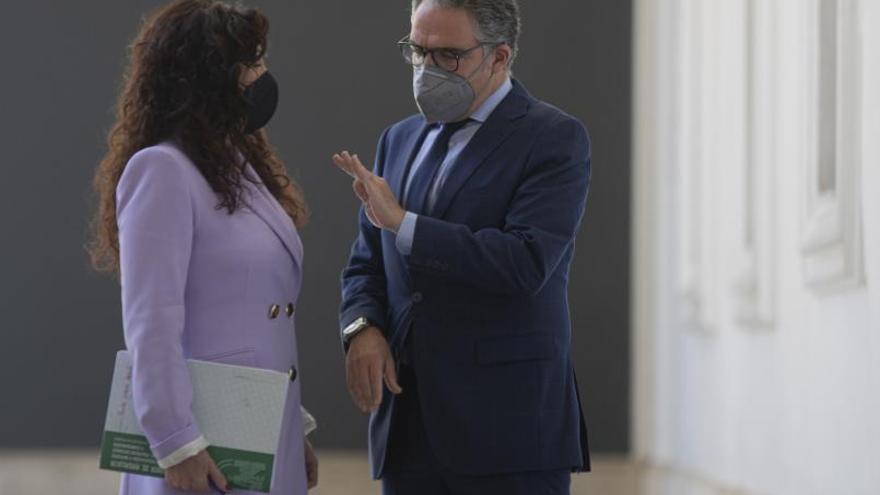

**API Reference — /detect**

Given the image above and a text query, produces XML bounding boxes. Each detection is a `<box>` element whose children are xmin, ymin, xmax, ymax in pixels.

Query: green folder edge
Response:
<box><xmin>99</xmin><ymin>431</ymin><xmax>275</xmax><ymax>493</ymax></box>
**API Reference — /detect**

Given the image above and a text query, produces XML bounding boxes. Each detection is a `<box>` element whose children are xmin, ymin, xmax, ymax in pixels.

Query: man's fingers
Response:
<box><xmin>369</xmin><ymin>359</ymin><xmax>385</xmax><ymax>410</ymax></box>
<box><xmin>349</xmin><ymin>364</ymin><xmax>369</xmax><ymax>412</ymax></box>
<box><xmin>352</xmin><ymin>180</ymin><xmax>369</xmax><ymax>202</ymax></box>
<box><xmin>357</xmin><ymin>360</ymin><xmax>375</xmax><ymax>413</ymax></box>
<box><xmin>365</xmin><ymin>360</ymin><xmax>382</xmax><ymax>411</ymax></box>
<box><xmin>384</xmin><ymin>360</ymin><xmax>403</xmax><ymax>395</ymax></box>
<box><xmin>336</xmin><ymin>151</ymin><xmax>357</xmax><ymax>176</ymax></box>
<box><xmin>333</xmin><ymin>151</ymin><xmax>368</xmax><ymax>182</ymax></box>
<box><xmin>342</xmin><ymin>151</ymin><xmax>373</xmax><ymax>183</ymax></box>
<box><xmin>351</xmin><ymin>154</ymin><xmax>373</xmax><ymax>180</ymax></box>
<box><xmin>384</xmin><ymin>357</ymin><xmax>403</xmax><ymax>394</ymax></box>
<box><xmin>346</xmin><ymin>359</ymin><xmax>366</xmax><ymax>411</ymax></box>
<box><xmin>334</xmin><ymin>152</ymin><xmax>377</xmax><ymax>193</ymax></box>
<box><xmin>332</xmin><ymin>153</ymin><xmax>357</xmax><ymax>178</ymax></box>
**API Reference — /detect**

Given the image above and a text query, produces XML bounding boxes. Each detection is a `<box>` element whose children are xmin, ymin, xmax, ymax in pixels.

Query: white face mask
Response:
<box><xmin>412</xmin><ymin>52</ymin><xmax>492</xmax><ymax>124</ymax></box>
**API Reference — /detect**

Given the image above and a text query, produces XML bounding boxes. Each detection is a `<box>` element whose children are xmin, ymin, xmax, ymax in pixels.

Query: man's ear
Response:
<box><xmin>492</xmin><ymin>44</ymin><xmax>513</xmax><ymax>74</ymax></box>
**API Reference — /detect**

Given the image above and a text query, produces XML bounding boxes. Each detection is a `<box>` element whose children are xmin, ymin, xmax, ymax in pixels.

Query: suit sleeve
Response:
<box><xmin>339</xmin><ymin>128</ymin><xmax>392</xmax><ymax>347</ymax></box>
<box><xmin>407</xmin><ymin>116</ymin><xmax>591</xmax><ymax>296</ymax></box>
<box><xmin>116</xmin><ymin>148</ymin><xmax>207</xmax><ymax>468</ymax></box>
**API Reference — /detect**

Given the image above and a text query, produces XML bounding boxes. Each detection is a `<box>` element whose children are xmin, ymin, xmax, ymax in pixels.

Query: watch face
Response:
<box><xmin>345</xmin><ymin>318</ymin><xmax>366</xmax><ymax>335</ymax></box>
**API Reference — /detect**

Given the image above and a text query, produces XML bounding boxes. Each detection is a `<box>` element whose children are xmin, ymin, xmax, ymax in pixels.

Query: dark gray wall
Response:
<box><xmin>0</xmin><ymin>0</ymin><xmax>630</xmax><ymax>453</ymax></box>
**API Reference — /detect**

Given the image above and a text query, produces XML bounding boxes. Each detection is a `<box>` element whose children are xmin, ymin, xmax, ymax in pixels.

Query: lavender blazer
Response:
<box><xmin>115</xmin><ymin>142</ymin><xmax>309</xmax><ymax>495</ymax></box>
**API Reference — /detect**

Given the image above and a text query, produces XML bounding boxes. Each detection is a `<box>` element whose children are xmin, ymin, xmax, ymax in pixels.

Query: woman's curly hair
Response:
<box><xmin>88</xmin><ymin>0</ymin><xmax>308</xmax><ymax>273</ymax></box>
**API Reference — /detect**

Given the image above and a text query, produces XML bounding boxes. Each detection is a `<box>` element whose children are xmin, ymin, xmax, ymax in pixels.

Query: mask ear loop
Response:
<box><xmin>465</xmin><ymin>44</ymin><xmax>500</xmax><ymax>101</ymax></box>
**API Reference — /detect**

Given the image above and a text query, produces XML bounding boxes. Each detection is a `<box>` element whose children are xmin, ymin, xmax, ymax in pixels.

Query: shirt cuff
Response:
<box><xmin>156</xmin><ymin>435</ymin><xmax>210</xmax><ymax>469</ymax></box>
<box><xmin>301</xmin><ymin>406</ymin><xmax>317</xmax><ymax>436</ymax></box>
<box><xmin>395</xmin><ymin>212</ymin><xmax>418</xmax><ymax>255</ymax></box>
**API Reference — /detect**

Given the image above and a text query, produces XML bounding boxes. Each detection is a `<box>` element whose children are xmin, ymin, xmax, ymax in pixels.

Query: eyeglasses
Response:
<box><xmin>397</xmin><ymin>36</ymin><xmax>500</xmax><ymax>73</ymax></box>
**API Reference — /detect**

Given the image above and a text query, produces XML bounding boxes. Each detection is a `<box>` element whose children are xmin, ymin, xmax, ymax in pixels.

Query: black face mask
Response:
<box><xmin>242</xmin><ymin>71</ymin><xmax>279</xmax><ymax>133</ymax></box>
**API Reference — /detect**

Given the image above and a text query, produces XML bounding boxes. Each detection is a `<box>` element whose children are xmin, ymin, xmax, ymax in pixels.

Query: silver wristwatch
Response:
<box><xmin>342</xmin><ymin>317</ymin><xmax>372</xmax><ymax>344</ymax></box>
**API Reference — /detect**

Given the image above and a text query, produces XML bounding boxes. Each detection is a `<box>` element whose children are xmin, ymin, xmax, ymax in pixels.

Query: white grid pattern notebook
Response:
<box><xmin>100</xmin><ymin>350</ymin><xmax>290</xmax><ymax>493</ymax></box>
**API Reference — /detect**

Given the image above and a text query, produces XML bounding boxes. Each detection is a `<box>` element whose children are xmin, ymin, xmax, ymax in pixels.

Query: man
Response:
<box><xmin>333</xmin><ymin>1</ymin><xmax>591</xmax><ymax>493</ymax></box>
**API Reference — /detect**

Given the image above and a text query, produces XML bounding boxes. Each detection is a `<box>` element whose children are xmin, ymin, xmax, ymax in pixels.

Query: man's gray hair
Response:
<box><xmin>411</xmin><ymin>0</ymin><xmax>522</xmax><ymax>68</ymax></box>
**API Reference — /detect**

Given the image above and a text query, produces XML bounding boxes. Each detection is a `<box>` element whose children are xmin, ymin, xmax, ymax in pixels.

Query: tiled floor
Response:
<box><xmin>0</xmin><ymin>451</ymin><xmax>637</xmax><ymax>495</ymax></box>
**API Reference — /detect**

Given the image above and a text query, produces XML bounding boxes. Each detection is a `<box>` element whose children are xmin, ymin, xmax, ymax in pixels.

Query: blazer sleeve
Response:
<box><xmin>339</xmin><ymin>128</ymin><xmax>392</xmax><ymax>347</ymax></box>
<box><xmin>116</xmin><ymin>147</ymin><xmax>207</xmax><ymax>468</ymax></box>
<box><xmin>407</xmin><ymin>116</ymin><xmax>592</xmax><ymax>296</ymax></box>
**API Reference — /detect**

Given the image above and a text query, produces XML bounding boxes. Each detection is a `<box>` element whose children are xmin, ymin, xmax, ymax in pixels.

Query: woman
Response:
<box><xmin>88</xmin><ymin>1</ymin><xmax>318</xmax><ymax>493</ymax></box>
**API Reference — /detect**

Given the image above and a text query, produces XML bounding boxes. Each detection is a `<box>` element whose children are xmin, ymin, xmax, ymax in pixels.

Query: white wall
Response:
<box><xmin>632</xmin><ymin>1</ymin><xmax>879</xmax><ymax>494</ymax></box>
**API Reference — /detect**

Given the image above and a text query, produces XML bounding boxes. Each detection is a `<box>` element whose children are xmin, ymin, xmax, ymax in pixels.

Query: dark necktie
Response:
<box><xmin>404</xmin><ymin>119</ymin><xmax>472</xmax><ymax>215</ymax></box>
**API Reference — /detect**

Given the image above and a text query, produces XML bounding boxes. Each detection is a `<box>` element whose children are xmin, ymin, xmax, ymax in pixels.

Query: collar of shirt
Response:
<box><xmin>468</xmin><ymin>76</ymin><xmax>513</xmax><ymax>124</ymax></box>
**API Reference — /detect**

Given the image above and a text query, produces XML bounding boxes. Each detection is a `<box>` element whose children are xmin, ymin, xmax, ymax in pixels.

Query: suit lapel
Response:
<box><xmin>429</xmin><ymin>81</ymin><xmax>532</xmax><ymax>218</ymax></box>
<box><xmin>245</xmin><ymin>166</ymin><xmax>304</xmax><ymax>269</ymax></box>
<box><xmin>390</xmin><ymin>121</ymin><xmax>431</xmax><ymax>200</ymax></box>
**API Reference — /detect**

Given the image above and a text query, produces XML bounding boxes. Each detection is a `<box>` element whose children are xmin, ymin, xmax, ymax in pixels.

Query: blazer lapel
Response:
<box><xmin>390</xmin><ymin>120</ymin><xmax>431</xmax><ymax>200</ymax></box>
<box><xmin>245</xmin><ymin>166</ymin><xmax>304</xmax><ymax>269</ymax></box>
<box><xmin>429</xmin><ymin>81</ymin><xmax>532</xmax><ymax>218</ymax></box>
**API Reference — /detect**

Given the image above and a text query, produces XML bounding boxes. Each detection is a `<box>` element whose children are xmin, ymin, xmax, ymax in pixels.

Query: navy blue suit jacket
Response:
<box><xmin>340</xmin><ymin>80</ymin><xmax>591</xmax><ymax>478</ymax></box>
